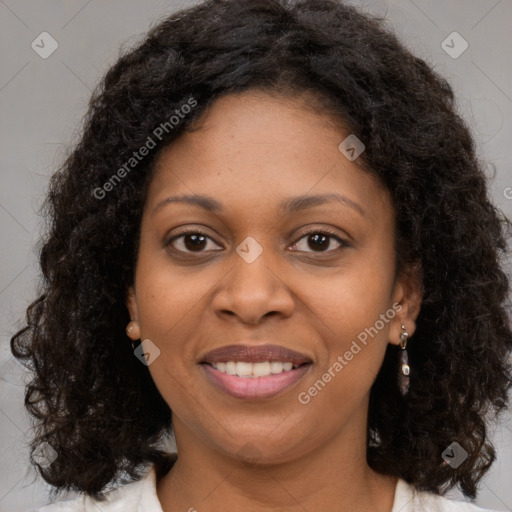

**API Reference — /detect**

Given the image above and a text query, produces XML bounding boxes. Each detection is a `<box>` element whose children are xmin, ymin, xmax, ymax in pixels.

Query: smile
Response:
<box><xmin>201</xmin><ymin>361</ymin><xmax>311</xmax><ymax>399</ymax></box>
<box><xmin>210</xmin><ymin>361</ymin><xmax>301</xmax><ymax>377</ymax></box>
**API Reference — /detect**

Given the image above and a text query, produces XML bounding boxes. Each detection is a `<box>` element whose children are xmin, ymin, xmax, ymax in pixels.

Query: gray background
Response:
<box><xmin>1</xmin><ymin>0</ymin><xmax>511</xmax><ymax>510</ymax></box>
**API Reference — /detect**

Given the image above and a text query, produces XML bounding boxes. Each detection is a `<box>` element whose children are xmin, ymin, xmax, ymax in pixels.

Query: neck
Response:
<box><xmin>157</xmin><ymin>415</ymin><xmax>398</xmax><ymax>512</ymax></box>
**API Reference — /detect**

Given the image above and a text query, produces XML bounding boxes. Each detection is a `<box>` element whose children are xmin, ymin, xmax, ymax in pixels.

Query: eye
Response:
<box><xmin>165</xmin><ymin>227</ymin><xmax>350</xmax><ymax>256</ymax></box>
<box><xmin>165</xmin><ymin>230</ymin><xmax>223</xmax><ymax>253</ymax></box>
<box><xmin>289</xmin><ymin>229</ymin><xmax>349</xmax><ymax>254</ymax></box>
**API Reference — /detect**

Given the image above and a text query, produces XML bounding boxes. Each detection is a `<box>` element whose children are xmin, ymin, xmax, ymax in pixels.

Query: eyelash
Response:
<box><xmin>165</xmin><ymin>228</ymin><xmax>350</xmax><ymax>255</ymax></box>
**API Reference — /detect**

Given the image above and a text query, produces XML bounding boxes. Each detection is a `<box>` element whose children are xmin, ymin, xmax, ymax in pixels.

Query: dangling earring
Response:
<box><xmin>398</xmin><ymin>323</ymin><xmax>410</xmax><ymax>396</ymax></box>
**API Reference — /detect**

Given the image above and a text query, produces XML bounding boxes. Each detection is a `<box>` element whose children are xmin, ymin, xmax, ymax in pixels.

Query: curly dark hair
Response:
<box><xmin>11</xmin><ymin>0</ymin><xmax>512</xmax><ymax>503</ymax></box>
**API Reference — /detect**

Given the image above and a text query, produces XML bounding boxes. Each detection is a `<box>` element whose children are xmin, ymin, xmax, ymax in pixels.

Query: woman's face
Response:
<box><xmin>126</xmin><ymin>89</ymin><xmax>421</xmax><ymax>464</ymax></box>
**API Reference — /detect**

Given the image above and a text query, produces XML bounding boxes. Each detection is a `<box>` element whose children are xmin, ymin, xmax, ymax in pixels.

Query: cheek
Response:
<box><xmin>305</xmin><ymin>252</ymin><xmax>395</xmax><ymax>344</ymax></box>
<box><xmin>131</xmin><ymin>256</ymin><xmax>205</xmax><ymax>380</ymax></box>
<box><xmin>134</xmin><ymin>282</ymin><xmax>202</xmax><ymax>364</ymax></box>
<box><xmin>298</xmin><ymin>250</ymin><xmax>396</xmax><ymax>394</ymax></box>
<box><xmin>133</xmin><ymin>274</ymin><xmax>205</xmax><ymax>412</ymax></box>
<box><xmin>133</xmin><ymin>239</ymin><xmax>218</xmax><ymax>339</ymax></box>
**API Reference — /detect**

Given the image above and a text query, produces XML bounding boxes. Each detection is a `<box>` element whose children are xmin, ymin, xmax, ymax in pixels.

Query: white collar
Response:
<box><xmin>40</xmin><ymin>463</ymin><xmax>497</xmax><ymax>512</ymax></box>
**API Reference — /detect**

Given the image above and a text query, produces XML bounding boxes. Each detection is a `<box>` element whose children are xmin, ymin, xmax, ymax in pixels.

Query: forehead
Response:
<box><xmin>146</xmin><ymin>90</ymin><xmax>393</xmax><ymax>225</ymax></box>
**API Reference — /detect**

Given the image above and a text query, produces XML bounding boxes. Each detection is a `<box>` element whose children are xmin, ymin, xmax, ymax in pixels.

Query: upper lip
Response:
<box><xmin>200</xmin><ymin>344</ymin><xmax>312</xmax><ymax>365</ymax></box>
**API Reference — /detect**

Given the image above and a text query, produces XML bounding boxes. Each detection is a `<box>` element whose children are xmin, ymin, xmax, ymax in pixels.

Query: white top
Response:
<box><xmin>34</xmin><ymin>465</ymin><xmax>504</xmax><ymax>512</ymax></box>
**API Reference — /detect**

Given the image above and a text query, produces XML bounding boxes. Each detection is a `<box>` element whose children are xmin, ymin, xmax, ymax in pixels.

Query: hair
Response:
<box><xmin>11</xmin><ymin>0</ymin><xmax>512</xmax><ymax>503</ymax></box>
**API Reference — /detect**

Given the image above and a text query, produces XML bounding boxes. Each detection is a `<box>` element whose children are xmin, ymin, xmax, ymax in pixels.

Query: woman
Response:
<box><xmin>11</xmin><ymin>0</ymin><xmax>512</xmax><ymax>511</ymax></box>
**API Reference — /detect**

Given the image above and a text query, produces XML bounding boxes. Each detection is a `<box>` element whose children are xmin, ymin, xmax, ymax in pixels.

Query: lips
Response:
<box><xmin>199</xmin><ymin>344</ymin><xmax>313</xmax><ymax>399</ymax></box>
<box><xmin>200</xmin><ymin>344</ymin><xmax>312</xmax><ymax>365</ymax></box>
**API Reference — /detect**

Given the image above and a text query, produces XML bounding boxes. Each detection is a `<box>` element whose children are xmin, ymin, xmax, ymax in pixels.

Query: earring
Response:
<box><xmin>397</xmin><ymin>323</ymin><xmax>410</xmax><ymax>396</ymax></box>
<box><xmin>126</xmin><ymin>322</ymin><xmax>135</xmax><ymax>335</ymax></box>
<box><xmin>126</xmin><ymin>321</ymin><xmax>139</xmax><ymax>350</ymax></box>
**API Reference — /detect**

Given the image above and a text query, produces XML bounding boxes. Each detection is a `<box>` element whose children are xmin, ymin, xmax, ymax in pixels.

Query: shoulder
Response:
<box><xmin>33</xmin><ymin>465</ymin><xmax>162</xmax><ymax>512</ymax></box>
<box><xmin>416</xmin><ymin>492</ymin><xmax>503</xmax><ymax>512</ymax></box>
<box><xmin>393</xmin><ymin>478</ymin><xmax>504</xmax><ymax>512</ymax></box>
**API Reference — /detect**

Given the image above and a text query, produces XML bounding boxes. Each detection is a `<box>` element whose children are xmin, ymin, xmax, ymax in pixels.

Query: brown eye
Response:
<box><xmin>290</xmin><ymin>230</ymin><xmax>348</xmax><ymax>253</ymax></box>
<box><xmin>166</xmin><ymin>231</ymin><xmax>223</xmax><ymax>253</ymax></box>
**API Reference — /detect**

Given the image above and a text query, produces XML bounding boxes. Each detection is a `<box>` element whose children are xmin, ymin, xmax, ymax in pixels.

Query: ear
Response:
<box><xmin>388</xmin><ymin>261</ymin><xmax>423</xmax><ymax>346</ymax></box>
<box><xmin>125</xmin><ymin>286</ymin><xmax>141</xmax><ymax>340</ymax></box>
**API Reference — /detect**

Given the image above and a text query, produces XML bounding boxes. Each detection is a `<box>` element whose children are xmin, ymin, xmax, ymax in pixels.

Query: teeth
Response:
<box><xmin>253</xmin><ymin>362</ymin><xmax>270</xmax><ymax>377</ymax></box>
<box><xmin>225</xmin><ymin>361</ymin><xmax>237</xmax><ymax>375</ymax></box>
<box><xmin>282</xmin><ymin>362</ymin><xmax>293</xmax><ymax>372</ymax></box>
<box><xmin>269</xmin><ymin>361</ymin><xmax>283</xmax><ymax>373</ymax></box>
<box><xmin>210</xmin><ymin>361</ymin><xmax>300</xmax><ymax>377</ymax></box>
<box><xmin>236</xmin><ymin>362</ymin><xmax>253</xmax><ymax>376</ymax></box>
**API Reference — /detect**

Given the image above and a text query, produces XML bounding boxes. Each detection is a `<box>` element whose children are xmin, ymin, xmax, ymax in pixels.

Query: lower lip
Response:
<box><xmin>201</xmin><ymin>363</ymin><xmax>311</xmax><ymax>399</ymax></box>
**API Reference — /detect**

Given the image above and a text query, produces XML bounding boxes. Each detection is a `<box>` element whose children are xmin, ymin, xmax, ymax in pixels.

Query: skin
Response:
<box><xmin>126</xmin><ymin>89</ymin><xmax>423</xmax><ymax>512</ymax></box>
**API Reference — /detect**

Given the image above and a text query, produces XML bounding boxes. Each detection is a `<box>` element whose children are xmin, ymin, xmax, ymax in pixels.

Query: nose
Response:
<box><xmin>212</xmin><ymin>246</ymin><xmax>295</xmax><ymax>325</ymax></box>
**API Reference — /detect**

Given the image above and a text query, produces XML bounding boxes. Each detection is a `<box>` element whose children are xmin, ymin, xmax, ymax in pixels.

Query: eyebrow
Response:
<box><xmin>153</xmin><ymin>192</ymin><xmax>365</xmax><ymax>217</ymax></box>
